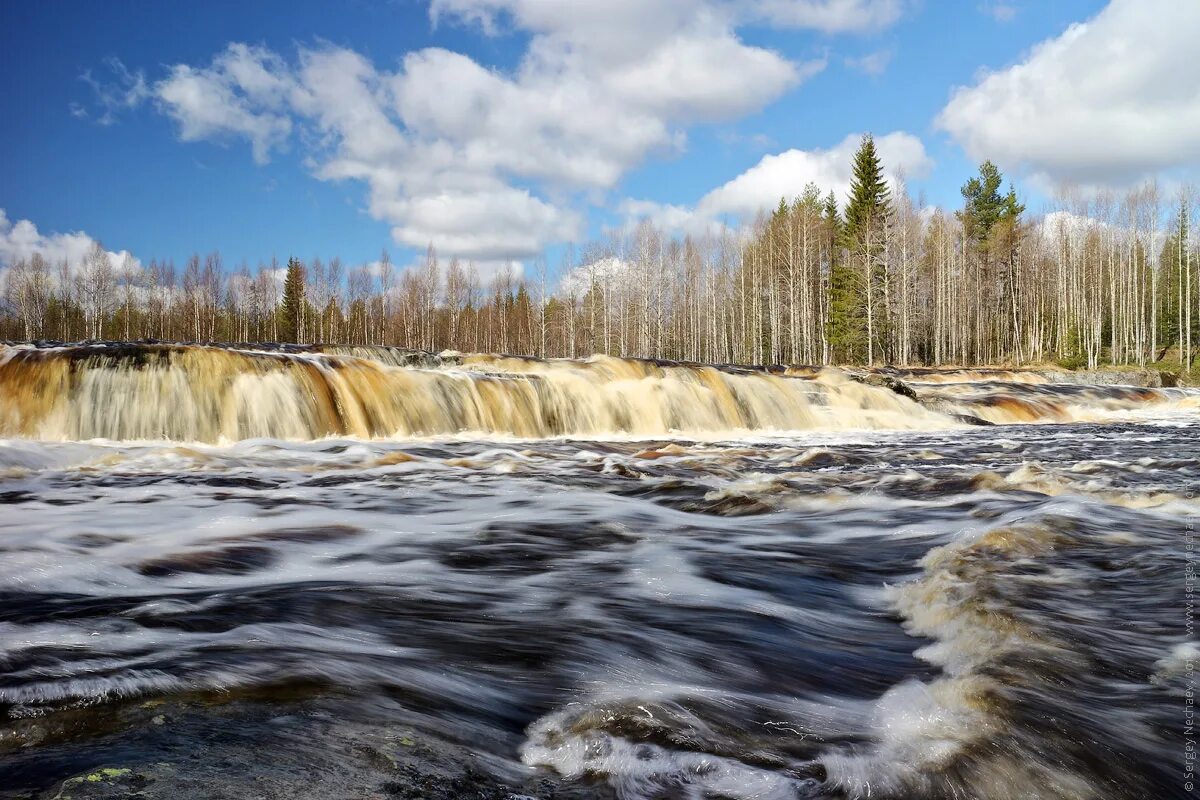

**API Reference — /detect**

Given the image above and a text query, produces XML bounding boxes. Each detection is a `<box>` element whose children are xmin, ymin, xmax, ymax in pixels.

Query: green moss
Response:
<box><xmin>54</xmin><ymin>768</ymin><xmax>132</xmax><ymax>800</ymax></box>
<box><xmin>85</xmin><ymin>767</ymin><xmax>131</xmax><ymax>782</ymax></box>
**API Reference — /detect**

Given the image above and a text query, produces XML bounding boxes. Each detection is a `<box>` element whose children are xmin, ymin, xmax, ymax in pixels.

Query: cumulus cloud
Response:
<box><xmin>155</xmin><ymin>43</ymin><xmax>295</xmax><ymax>164</ymax></box>
<box><xmin>556</xmin><ymin>256</ymin><xmax>631</xmax><ymax>298</ymax></box>
<box><xmin>937</xmin><ymin>0</ymin><xmax>1200</xmax><ymax>188</ymax></box>
<box><xmin>143</xmin><ymin>1</ymin><xmax>845</xmax><ymax>260</ymax></box>
<box><xmin>0</xmin><ymin>209</ymin><xmax>139</xmax><ymax>274</ymax></box>
<box><xmin>700</xmin><ymin>130</ymin><xmax>931</xmax><ymax>216</ymax></box>
<box><xmin>625</xmin><ymin>131</ymin><xmax>932</xmax><ymax>233</ymax></box>
<box><xmin>1039</xmin><ymin>209</ymin><xmax>1106</xmax><ymax>241</ymax></box>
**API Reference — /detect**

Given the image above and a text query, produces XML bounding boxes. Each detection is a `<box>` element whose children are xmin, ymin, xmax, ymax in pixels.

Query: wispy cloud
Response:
<box><xmin>844</xmin><ymin>47</ymin><xmax>894</xmax><ymax>76</ymax></box>
<box><xmin>77</xmin><ymin>56</ymin><xmax>151</xmax><ymax>126</ymax></box>
<box><xmin>717</xmin><ymin>130</ymin><xmax>776</xmax><ymax>152</ymax></box>
<box><xmin>980</xmin><ymin>1</ymin><xmax>1018</xmax><ymax>23</ymax></box>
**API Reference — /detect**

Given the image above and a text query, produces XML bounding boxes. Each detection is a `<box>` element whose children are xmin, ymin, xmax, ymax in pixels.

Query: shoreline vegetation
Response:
<box><xmin>2</xmin><ymin>138</ymin><xmax>1197</xmax><ymax>379</ymax></box>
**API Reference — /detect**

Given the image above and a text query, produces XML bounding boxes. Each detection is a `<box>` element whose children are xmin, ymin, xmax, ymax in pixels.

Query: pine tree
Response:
<box><xmin>840</xmin><ymin>135</ymin><xmax>891</xmax><ymax>363</ymax></box>
<box><xmin>280</xmin><ymin>257</ymin><xmax>306</xmax><ymax>342</ymax></box>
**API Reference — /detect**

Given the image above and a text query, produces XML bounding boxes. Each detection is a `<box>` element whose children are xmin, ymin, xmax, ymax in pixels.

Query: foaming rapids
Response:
<box><xmin>0</xmin><ymin>343</ymin><xmax>946</xmax><ymax>442</ymax></box>
<box><xmin>1</xmin><ymin>343</ymin><xmax>1194</xmax><ymax>443</ymax></box>
<box><xmin>911</xmin><ymin>378</ymin><xmax>1195</xmax><ymax>425</ymax></box>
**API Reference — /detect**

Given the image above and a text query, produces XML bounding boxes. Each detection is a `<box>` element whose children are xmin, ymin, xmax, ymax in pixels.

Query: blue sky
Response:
<box><xmin>2</xmin><ymin>0</ymin><xmax>1192</xmax><ymax>278</ymax></box>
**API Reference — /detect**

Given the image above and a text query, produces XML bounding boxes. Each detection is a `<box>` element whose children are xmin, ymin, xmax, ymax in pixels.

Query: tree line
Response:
<box><xmin>2</xmin><ymin>136</ymin><xmax>1197</xmax><ymax>370</ymax></box>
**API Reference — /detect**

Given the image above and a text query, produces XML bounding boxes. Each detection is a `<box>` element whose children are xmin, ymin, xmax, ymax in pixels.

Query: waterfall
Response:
<box><xmin>0</xmin><ymin>343</ymin><xmax>955</xmax><ymax>443</ymax></box>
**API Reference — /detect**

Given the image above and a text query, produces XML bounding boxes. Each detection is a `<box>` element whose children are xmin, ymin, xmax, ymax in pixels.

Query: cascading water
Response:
<box><xmin>0</xmin><ymin>343</ymin><xmax>1191</xmax><ymax>442</ymax></box>
<box><xmin>0</xmin><ymin>343</ymin><xmax>950</xmax><ymax>441</ymax></box>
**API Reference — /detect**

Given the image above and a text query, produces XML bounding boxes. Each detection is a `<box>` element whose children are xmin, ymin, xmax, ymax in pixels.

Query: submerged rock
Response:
<box><xmin>849</xmin><ymin>372</ymin><xmax>919</xmax><ymax>401</ymax></box>
<box><xmin>51</xmin><ymin>766</ymin><xmax>156</xmax><ymax>800</ymax></box>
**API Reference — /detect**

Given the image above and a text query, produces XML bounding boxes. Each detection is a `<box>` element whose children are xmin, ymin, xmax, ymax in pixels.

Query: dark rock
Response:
<box><xmin>850</xmin><ymin>373</ymin><xmax>919</xmax><ymax>401</ymax></box>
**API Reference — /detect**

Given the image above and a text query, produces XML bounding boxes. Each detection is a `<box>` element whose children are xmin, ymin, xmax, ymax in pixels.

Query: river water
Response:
<box><xmin>0</xmin><ymin>344</ymin><xmax>1196</xmax><ymax>799</ymax></box>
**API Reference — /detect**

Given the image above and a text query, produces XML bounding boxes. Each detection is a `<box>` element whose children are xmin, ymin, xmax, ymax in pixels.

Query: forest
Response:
<box><xmin>2</xmin><ymin>137</ymin><xmax>1197</xmax><ymax>371</ymax></box>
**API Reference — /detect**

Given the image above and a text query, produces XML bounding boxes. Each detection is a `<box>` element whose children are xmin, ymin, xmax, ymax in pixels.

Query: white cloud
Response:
<box><xmin>937</xmin><ymin>0</ymin><xmax>1200</xmax><ymax>188</ymax></box>
<box><xmin>618</xmin><ymin>199</ymin><xmax>705</xmax><ymax>234</ymax></box>
<box><xmin>1034</xmin><ymin>208</ymin><xmax>1170</xmax><ymax>254</ymax></box>
<box><xmin>743</xmin><ymin>0</ymin><xmax>905</xmax><ymax>33</ymax></box>
<box><xmin>367</xmin><ymin>253</ymin><xmax>522</xmax><ymax>288</ymax></box>
<box><xmin>155</xmin><ymin>44</ymin><xmax>295</xmax><ymax>164</ymax></box>
<box><xmin>1039</xmin><ymin>209</ymin><xmax>1104</xmax><ymax>242</ymax></box>
<box><xmin>700</xmin><ymin>130</ymin><xmax>931</xmax><ymax>217</ymax></box>
<box><xmin>599</xmin><ymin>25</ymin><xmax>817</xmax><ymax>122</ymax></box>
<box><xmin>626</xmin><ymin>131</ymin><xmax>931</xmax><ymax>233</ymax></box>
<box><xmin>472</xmin><ymin>259</ymin><xmax>525</xmax><ymax>284</ymax></box>
<box><xmin>147</xmin><ymin>2</ymin><xmax>833</xmax><ymax>261</ymax></box>
<box><xmin>845</xmin><ymin>47</ymin><xmax>893</xmax><ymax>76</ymax></box>
<box><xmin>557</xmin><ymin>256</ymin><xmax>631</xmax><ymax>298</ymax></box>
<box><xmin>0</xmin><ymin>209</ymin><xmax>139</xmax><ymax>275</ymax></box>
<box><xmin>434</xmin><ymin>0</ymin><xmax>907</xmax><ymax>37</ymax></box>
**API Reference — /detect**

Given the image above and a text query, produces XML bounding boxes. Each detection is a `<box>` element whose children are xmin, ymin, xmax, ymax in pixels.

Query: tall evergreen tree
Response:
<box><xmin>993</xmin><ymin>183</ymin><xmax>1027</xmax><ymax>359</ymax></box>
<box><xmin>958</xmin><ymin>162</ymin><xmax>1026</xmax><ymax>360</ymax></box>
<box><xmin>958</xmin><ymin>160</ymin><xmax>1006</xmax><ymax>248</ymax></box>
<box><xmin>840</xmin><ymin>135</ymin><xmax>891</xmax><ymax>363</ymax></box>
<box><xmin>280</xmin><ymin>257</ymin><xmax>306</xmax><ymax>342</ymax></box>
<box><xmin>843</xmin><ymin>137</ymin><xmax>891</xmax><ymax>248</ymax></box>
<box><xmin>1159</xmin><ymin>201</ymin><xmax>1194</xmax><ymax>351</ymax></box>
<box><xmin>825</xmin><ymin>193</ymin><xmax>859</xmax><ymax>363</ymax></box>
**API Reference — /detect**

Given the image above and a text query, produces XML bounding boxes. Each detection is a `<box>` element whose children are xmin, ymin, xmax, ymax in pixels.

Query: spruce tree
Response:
<box><xmin>825</xmin><ymin>193</ymin><xmax>859</xmax><ymax>363</ymax></box>
<box><xmin>822</xmin><ymin>190</ymin><xmax>839</xmax><ymax>231</ymax></box>
<box><xmin>1159</xmin><ymin>203</ymin><xmax>1190</xmax><ymax>348</ymax></box>
<box><xmin>280</xmin><ymin>257</ymin><xmax>306</xmax><ymax>343</ymax></box>
<box><xmin>843</xmin><ymin>136</ymin><xmax>891</xmax><ymax>250</ymax></box>
<box><xmin>960</xmin><ymin>162</ymin><xmax>1026</xmax><ymax>359</ymax></box>
<box><xmin>958</xmin><ymin>160</ymin><xmax>1006</xmax><ymax>247</ymax></box>
<box><xmin>839</xmin><ymin>135</ymin><xmax>891</xmax><ymax>364</ymax></box>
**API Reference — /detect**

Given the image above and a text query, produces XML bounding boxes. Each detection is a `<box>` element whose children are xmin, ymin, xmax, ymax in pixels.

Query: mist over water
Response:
<box><xmin>0</xmin><ymin>344</ymin><xmax>1196</xmax><ymax>799</ymax></box>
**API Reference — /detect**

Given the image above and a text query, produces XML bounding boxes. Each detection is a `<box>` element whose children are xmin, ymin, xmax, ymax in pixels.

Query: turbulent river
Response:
<box><xmin>0</xmin><ymin>343</ymin><xmax>1196</xmax><ymax>800</ymax></box>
